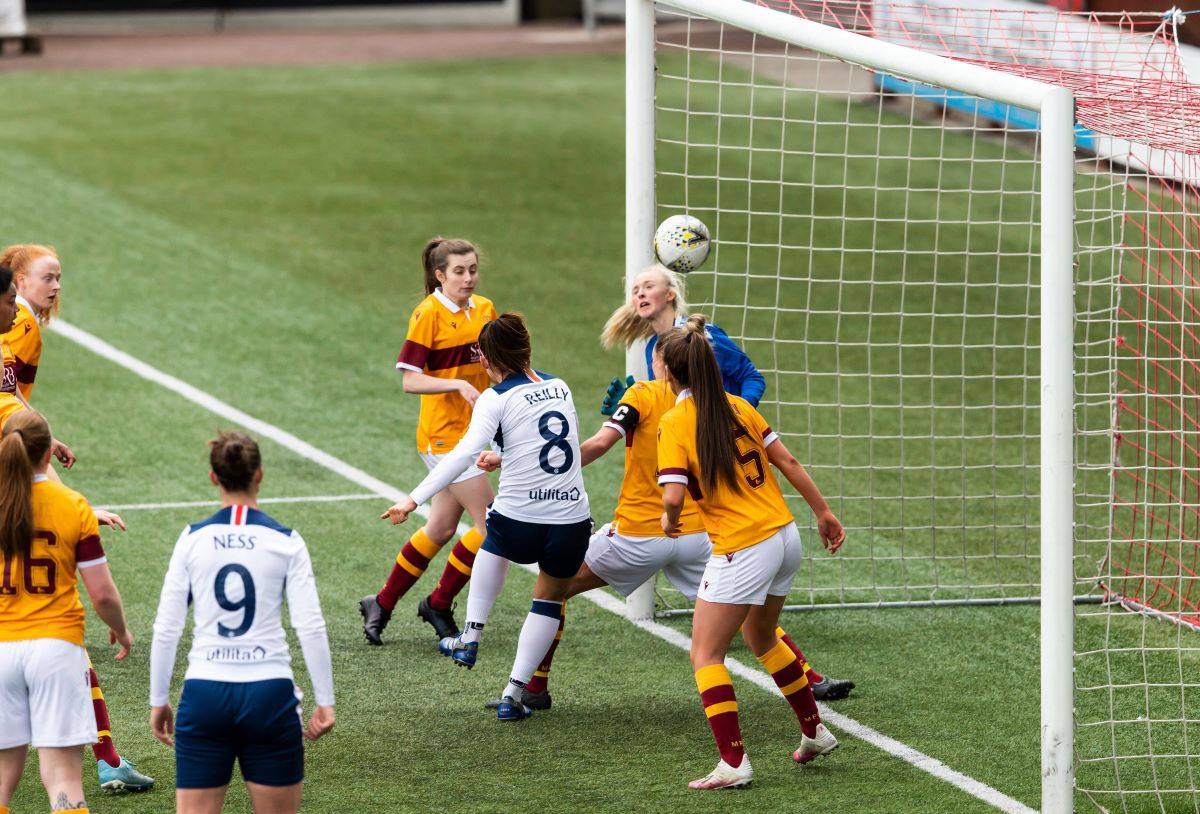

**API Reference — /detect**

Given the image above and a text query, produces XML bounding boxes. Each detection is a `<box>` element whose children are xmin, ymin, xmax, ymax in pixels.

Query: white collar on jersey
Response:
<box><xmin>433</xmin><ymin>287</ymin><xmax>476</xmax><ymax>314</ymax></box>
<box><xmin>675</xmin><ymin>387</ymin><xmax>693</xmax><ymax>404</ymax></box>
<box><xmin>14</xmin><ymin>293</ymin><xmax>34</xmax><ymax>317</ymax></box>
<box><xmin>32</xmin><ymin>473</ymin><xmax>49</xmax><ymax>483</ymax></box>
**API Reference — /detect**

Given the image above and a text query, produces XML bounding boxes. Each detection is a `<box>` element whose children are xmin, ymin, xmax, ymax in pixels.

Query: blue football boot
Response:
<box><xmin>496</xmin><ymin>695</ymin><xmax>534</xmax><ymax>721</ymax></box>
<box><xmin>438</xmin><ymin>635</ymin><xmax>477</xmax><ymax>669</ymax></box>
<box><xmin>98</xmin><ymin>757</ymin><xmax>155</xmax><ymax>792</ymax></box>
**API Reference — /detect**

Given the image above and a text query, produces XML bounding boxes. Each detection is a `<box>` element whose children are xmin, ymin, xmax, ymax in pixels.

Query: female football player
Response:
<box><xmin>360</xmin><ymin>237</ymin><xmax>498</xmax><ymax>647</ymax></box>
<box><xmin>599</xmin><ymin>264</ymin><xmax>764</xmax><ymax>410</ymax></box>
<box><xmin>658</xmin><ymin>316</ymin><xmax>845</xmax><ymax>790</ymax></box>
<box><xmin>0</xmin><ymin>244</ymin><xmax>60</xmax><ymax>401</ymax></box>
<box><xmin>0</xmin><ymin>410</ymin><xmax>133</xmax><ymax>814</ymax></box>
<box><xmin>150</xmin><ymin>432</ymin><xmax>335</xmax><ymax>814</ymax></box>
<box><xmin>0</xmin><ymin>261</ymin><xmax>73</xmax><ymax>470</ymax></box>
<box><xmin>382</xmin><ymin>313</ymin><xmax>591</xmax><ymax>721</ymax></box>
<box><xmin>0</xmin><ymin>246</ymin><xmax>150</xmax><ymax>792</ymax></box>
<box><xmin>488</xmin><ymin>343</ymin><xmax>853</xmax><ymax>712</ymax></box>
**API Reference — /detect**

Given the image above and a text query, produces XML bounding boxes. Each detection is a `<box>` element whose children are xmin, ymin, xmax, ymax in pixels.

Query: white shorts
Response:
<box><xmin>419</xmin><ymin>450</ymin><xmax>487</xmax><ymax>486</ymax></box>
<box><xmin>585</xmin><ymin>523</ymin><xmax>710</xmax><ymax>600</ymax></box>
<box><xmin>0</xmin><ymin>638</ymin><xmax>95</xmax><ymax>749</ymax></box>
<box><xmin>696</xmin><ymin>522</ymin><xmax>803</xmax><ymax>606</ymax></box>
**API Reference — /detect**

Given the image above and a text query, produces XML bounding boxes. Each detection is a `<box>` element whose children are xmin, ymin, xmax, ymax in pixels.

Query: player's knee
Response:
<box><xmin>739</xmin><ymin>621</ymin><xmax>777</xmax><ymax>656</ymax></box>
<box><xmin>423</xmin><ymin>524</ymin><xmax>455</xmax><ymax>547</ymax></box>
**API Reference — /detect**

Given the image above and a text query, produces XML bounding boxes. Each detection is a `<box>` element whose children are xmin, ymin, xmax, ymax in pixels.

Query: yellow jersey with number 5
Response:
<box><xmin>657</xmin><ymin>392</ymin><xmax>793</xmax><ymax>555</ymax></box>
<box><xmin>0</xmin><ymin>477</ymin><xmax>105</xmax><ymax>646</ymax></box>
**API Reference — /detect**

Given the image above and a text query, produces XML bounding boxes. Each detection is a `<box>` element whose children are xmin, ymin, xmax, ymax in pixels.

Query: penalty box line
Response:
<box><xmin>50</xmin><ymin>318</ymin><xmax>1036</xmax><ymax>814</ymax></box>
<box><xmin>102</xmin><ymin>494</ymin><xmax>381</xmax><ymax>512</ymax></box>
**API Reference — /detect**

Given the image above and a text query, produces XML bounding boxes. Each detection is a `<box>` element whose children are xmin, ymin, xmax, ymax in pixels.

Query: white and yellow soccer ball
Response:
<box><xmin>653</xmin><ymin>214</ymin><xmax>711</xmax><ymax>274</ymax></box>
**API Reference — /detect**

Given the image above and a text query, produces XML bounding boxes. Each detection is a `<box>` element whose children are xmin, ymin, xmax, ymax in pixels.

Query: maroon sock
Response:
<box><xmin>760</xmin><ymin>640</ymin><xmax>820</xmax><ymax>738</ymax></box>
<box><xmin>696</xmin><ymin>664</ymin><xmax>745</xmax><ymax>767</ymax></box>
<box><xmin>428</xmin><ymin>528</ymin><xmax>482</xmax><ymax>611</ymax></box>
<box><xmin>89</xmin><ymin>668</ymin><xmax>120</xmax><ymax>768</ymax></box>
<box><xmin>777</xmin><ymin>626</ymin><xmax>824</xmax><ymax>684</ymax></box>
<box><xmin>378</xmin><ymin>531</ymin><xmax>437</xmax><ymax>611</ymax></box>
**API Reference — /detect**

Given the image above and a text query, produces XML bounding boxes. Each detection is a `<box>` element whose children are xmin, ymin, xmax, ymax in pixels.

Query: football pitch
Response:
<box><xmin>0</xmin><ymin>53</ymin><xmax>1053</xmax><ymax>812</ymax></box>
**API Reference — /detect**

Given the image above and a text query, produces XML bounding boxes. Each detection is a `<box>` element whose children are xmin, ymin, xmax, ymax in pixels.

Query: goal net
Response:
<box><xmin>634</xmin><ymin>0</ymin><xmax>1200</xmax><ymax>810</ymax></box>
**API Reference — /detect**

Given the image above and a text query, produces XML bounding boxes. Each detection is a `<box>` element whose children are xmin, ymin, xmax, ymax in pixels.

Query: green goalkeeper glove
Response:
<box><xmin>600</xmin><ymin>375</ymin><xmax>636</xmax><ymax>416</ymax></box>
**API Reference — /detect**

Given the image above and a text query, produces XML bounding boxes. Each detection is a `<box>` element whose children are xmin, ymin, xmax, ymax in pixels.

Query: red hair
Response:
<box><xmin>0</xmin><ymin>244</ymin><xmax>59</xmax><ymax>324</ymax></box>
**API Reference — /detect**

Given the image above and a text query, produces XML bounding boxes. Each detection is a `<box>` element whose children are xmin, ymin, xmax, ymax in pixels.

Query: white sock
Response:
<box><xmin>505</xmin><ymin>599</ymin><xmax>562</xmax><ymax>696</ymax></box>
<box><xmin>462</xmin><ymin>549</ymin><xmax>509</xmax><ymax>643</ymax></box>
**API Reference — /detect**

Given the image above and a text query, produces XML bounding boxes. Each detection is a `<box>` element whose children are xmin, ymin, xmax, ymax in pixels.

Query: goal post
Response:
<box><xmin>622</xmin><ymin>0</ymin><xmax>1077</xmax><ymax>808</ymax></box>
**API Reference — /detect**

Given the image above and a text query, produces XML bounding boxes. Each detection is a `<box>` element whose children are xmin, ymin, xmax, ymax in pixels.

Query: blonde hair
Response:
<box><xmin>0</xmin><ymin>410</ymin><xmax>52</xmax><ymax>561</ymax></box>
<box><xmin>600</xmin><ymin>264</ymin><xmax>688</xmax><ymax>349</ymax></box>
<box><xmin>0</xmin><ymin>244</ymin><xmax>59</xmax><ymax>326</ymax></box>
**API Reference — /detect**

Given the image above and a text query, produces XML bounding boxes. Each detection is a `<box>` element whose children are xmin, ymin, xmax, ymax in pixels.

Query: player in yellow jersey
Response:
<box><xmin>656</xmin><ymin>317</ymin><xmax>846</xmax><ymax>790</ymax></box>
<box><xmin>484</xmin><ymin>343</ymin><xmax>852</xmax><ymax>710</ymax></box>
<box><xmin>0</xmin><ymin>244</ymin><xmax>61</xmax><ymax>401</ymax></box>
<box><xmin>0</xmin><ymin>259</ymin><xmax>74</xmax><ymax>471</ymax></box>
<box><xmin>0</xmin><ymin>410</ymin><xmax>133</xmax><ymax>814</ymax></box>
<box><xmin>0</xmin><ymin>248</ymin><xmax>152</xmax><ymax>793</ymax></box>
<box><xmin>361</xmin><ymin>238</ymin><xmax>499</xmax><ymax>647</ymax></box>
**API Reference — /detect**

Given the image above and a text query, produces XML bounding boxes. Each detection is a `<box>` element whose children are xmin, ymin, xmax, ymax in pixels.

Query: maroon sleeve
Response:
<box><xmin>76</xmin><ymin>534</ymin><xmax>106</xmax><ymax>564</ymax></box>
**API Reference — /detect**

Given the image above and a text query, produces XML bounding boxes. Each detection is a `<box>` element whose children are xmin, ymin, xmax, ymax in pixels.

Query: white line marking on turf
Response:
<box><xmin>101</xmin><ymin>494</ymin><xmax>381</xmax><ymax>511</ymax></box>
<box><xmin>51</xmin><ymin>318</ymin><xmax>1036</xmax><ymax>814</ymax></box>
<box><xmin>578</xmin><ymin>589</ymin><xmax>1037</xmax><ymax>814</ymax></box>
<box><xmin>51</xmin><ymin>320</ymin><xmax>407</xmax><ymax>504</ymax></box>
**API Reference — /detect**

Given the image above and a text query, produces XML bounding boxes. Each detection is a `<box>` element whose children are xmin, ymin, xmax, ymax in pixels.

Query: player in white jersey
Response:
<box><xmin>149</xmin><ymin>432</ymin><xmax>335</xmax><ymax>814</ymax></box>
<box><xmin>383</xmin><ymin>313</ymin><xmax>591</xmax><ymax>721</ymax></box>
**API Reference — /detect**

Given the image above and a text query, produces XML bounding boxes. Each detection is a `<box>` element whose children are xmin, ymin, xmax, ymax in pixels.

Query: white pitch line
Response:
<box><xmin>50</xmin><ymin>317</ymin><xmax>1036</xmax><ymax>814</ymax></box>
<box><xmin>101</xmin><ymin>494</ymin><xmax>382</xmax><ymax>512</ymax></box>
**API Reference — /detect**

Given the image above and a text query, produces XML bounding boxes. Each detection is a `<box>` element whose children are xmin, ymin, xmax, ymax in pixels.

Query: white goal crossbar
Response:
<box><xmin>623</xmin><ymin>0</ymin><xmax>1076</xmax><ymax>809</ymax></box>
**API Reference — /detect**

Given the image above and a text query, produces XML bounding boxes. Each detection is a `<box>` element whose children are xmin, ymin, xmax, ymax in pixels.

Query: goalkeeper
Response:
<box><xmin>598</xmin><ymin>264</ymin><xmax>764</xmax><ymax>415</ymax></box>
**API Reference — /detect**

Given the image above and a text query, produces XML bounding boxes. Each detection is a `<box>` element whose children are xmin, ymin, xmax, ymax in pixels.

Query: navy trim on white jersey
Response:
<box><xmin>492</xmin><ymin>369</ymin><xmax>552</xmax><ymax>395</ymax></box>
<box><xmin>187</xmin><ymin>506</ymin><xmax>293</xmax><ymax>536</ymax></box>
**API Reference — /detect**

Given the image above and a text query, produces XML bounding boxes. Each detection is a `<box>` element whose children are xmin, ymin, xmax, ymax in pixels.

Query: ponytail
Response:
<box><xmin>421</xmin><ymin>237</ymin><xmax>480</xmax><ymax>296</ymax></box>
<box><xmin>478</xmin><ymin>312</ymin><xmax>531</xmax><ymax>378</ymax></box>
<box><xmin>0</xmin><ymin>410</ymin><xmax>52</xmax><ymax>560</ymax></box>
<box><xmin>658</xmin><ymin>315</ymin><xmax>744</xmax><ymax>494</ymax></box>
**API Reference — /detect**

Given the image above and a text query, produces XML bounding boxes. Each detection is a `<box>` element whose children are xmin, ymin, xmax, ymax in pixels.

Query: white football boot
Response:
<box><xmin>793</xmin><ymin>723</ymin><xmax>839</xmax><ymax>764</ymax></box>
<box><xmin>688</xmin><ymin>755</ymin><xmax>753</xmax><ymax>790</ymax></box>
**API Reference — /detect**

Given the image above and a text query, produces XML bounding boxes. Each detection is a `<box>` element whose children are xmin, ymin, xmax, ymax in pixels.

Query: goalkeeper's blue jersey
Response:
<box><xmin>644</xmin><ymin>317</ymin><xmax>766</xmax><ymax>406</ymax></box>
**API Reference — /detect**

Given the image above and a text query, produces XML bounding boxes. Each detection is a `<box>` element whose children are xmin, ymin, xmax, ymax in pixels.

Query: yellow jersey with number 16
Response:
<box><xmin>0</xmin><ymin>477</ymin><xmax>105</xmax><ymax>646</ymax></box>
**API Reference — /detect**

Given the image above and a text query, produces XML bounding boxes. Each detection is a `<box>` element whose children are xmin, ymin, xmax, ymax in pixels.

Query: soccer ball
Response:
<box><xmin>653</xmin><ymin>214</ymin><xmax>710</xmax><ymax>274</ymax></box>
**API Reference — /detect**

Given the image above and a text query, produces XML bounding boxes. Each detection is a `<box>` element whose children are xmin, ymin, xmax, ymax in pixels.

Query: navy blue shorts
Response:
<box><xmin>175</xmin><ymin>678</ymin><xmax>304</xmax><ymax>788</ymax></box>
<box><xmin>482</xmin><ymin>511</ymin><xmax>592</xmax><ymax>578</ymax></box>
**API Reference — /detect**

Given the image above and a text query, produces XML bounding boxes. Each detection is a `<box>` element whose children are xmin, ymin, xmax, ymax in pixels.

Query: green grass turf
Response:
<box><xmin>0</xmin><ymin>50</ymin><xmax>1181</xmax><ymax>812</ymax></box>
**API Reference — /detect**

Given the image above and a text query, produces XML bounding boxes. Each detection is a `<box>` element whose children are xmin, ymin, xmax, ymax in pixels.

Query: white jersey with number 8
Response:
<box><xmin>409</xmin><ymin>370</ymin><xmax>590</xmax><ymax>525</ymax></box>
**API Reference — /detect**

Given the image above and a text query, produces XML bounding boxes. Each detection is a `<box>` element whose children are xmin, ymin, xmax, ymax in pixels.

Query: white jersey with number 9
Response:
<box><xmin>149</xmin><ymin>504</ymin><xmax>334</xmax><ymax>708</ymax></box>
